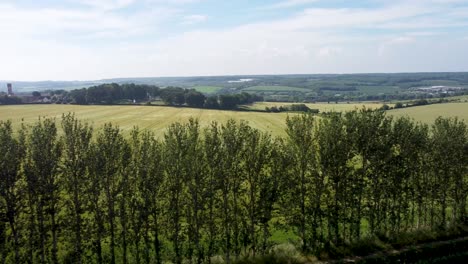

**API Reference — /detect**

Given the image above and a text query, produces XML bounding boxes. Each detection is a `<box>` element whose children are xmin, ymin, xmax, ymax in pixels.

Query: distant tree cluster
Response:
<box><xmin>0</xmin><ymin>95</ymin><xmax>22</xmax><ymax>105</ymax></box>
<box><xmin>156</xmin><ymin>88</ymin><xmax>263</xmax><ymax>109</ymax></box>
<box><xmin>0</xmin><ymin>111</ymin><xmax>466</xmax><ymax>263</ymax></box>
<box><xmin>69</xmin><ymin>83</ymin><xmax>160</xmax><ymax>104</ymax></box>
<box><xmin>68</xmin><ymin>83</ymin><xmax>263</xmax><ymax>110</ymax></box>
<box><xmin>265</xmin><ymin>104</ymin><xmax>319</xmax><ymax>113</ymax></box>
<box><xmin>381</xmin><ymin>98</ymin><xmax>452</xmax><ymax>111</ymax></box>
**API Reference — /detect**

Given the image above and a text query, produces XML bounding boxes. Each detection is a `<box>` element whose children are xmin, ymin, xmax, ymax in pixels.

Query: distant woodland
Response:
<box><xmin>2</xmin><ymin>72</ymin><xmax>468</xmax><ymax>105</ymax></box>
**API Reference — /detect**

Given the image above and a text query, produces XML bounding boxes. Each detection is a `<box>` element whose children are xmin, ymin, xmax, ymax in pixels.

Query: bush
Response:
<box><xmin>394</xmin><ymin>102</ymin><xmax>404</xmax><ymax>109</ymax></box>
<box><xmin>233</xmin><ymin>244</ymin><xmax>307</xmax><ymax>264</ymax></box>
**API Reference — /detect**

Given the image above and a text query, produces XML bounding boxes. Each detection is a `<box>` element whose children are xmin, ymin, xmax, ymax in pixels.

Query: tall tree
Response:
<box><xmin>284</xmin><ymin>114</ymin><xmax>317</xmax><ymax>252</ymax></box>
<box><xmin>316</xmin><ymin>113</ymin><xmax>352</xmax><ymax>243</ymax></box>
<box><xmin>431</xmin><ymin>117</ymin><xmax>468</xmax><ymax>227</ymax></box>
<box><xmin>163</xmin><ymin>122</ymin><xmax>190</xmax><ymax>264</ymax></box>
<box><xmin>203</xmin><ymin>122</ymin><xmax>223</xmax><ymax>262</ymax></box>
<box><xmin>92</xmin><ymin>123</ymin><xmax>130</xmax><ymax>264</ymax></box>
<box><xmin>258</xmin><ymin>137</ymin><xmax>289</xmax><ymax>253</ymax></box>
<box><xmin>0</xmin><ymin>121</ymin><xmax>26</xmax><ymax>263</ymax></box>
<box><xmin>24</xmin><ymin>118</ymin><xmax>62</xmax><ymax>264</ymax></box>
<box><xmin>61</xmin><ymin>113</ymin><xmax>93</xmax><ymax>264</ymax></box>
<box><xmin>129</xmin><ymin>128</ymin><xmax>165</xmax><ymax>264</ymax></box>
<box><xmin>241</xmin><ymin>127</ymin><xmax>272</xmax><ymax>256</ymax></box>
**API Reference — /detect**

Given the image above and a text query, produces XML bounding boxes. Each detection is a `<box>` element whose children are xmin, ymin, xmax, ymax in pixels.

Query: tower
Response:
<box><xmin>7</xmin><ymin>83</ymin><xmax>13</xmax><ymax>95</ymax></box>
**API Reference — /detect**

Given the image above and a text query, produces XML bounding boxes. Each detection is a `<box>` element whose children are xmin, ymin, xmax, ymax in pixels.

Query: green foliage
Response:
<box><xmin>185</xmin><ymin>90</ymin><xmax>207</xmax><ymax>108</ymax></box>
<box><xmin>0</xmin><ymin>111</ymin><xmax>466</xmax><ymax>263</ymax></box>
<box><xmin>265</xmin><ymin>104</ymin><xmax>319</xmax><ymax>113</ymax></box>
<box><xmin>0</xmin><ymin>95</ymin><xmax>23</xmax><ymax>105</ymax></box>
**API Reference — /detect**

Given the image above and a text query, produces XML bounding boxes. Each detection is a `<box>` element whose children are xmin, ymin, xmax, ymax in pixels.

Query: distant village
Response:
<box><xmin>412</xmin><ymin>85</ymin><xmax>465</xmax><ymax>95</ymax></box>
<box><xmin>1</xmin><ymin>83</ymin><xmax>68</xmax><ymax>104</ymax></box>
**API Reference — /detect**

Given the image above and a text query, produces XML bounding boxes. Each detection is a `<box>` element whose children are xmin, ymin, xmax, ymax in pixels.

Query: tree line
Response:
<box><xmin>0</xmin><ymin>110</ymin><xmax>467</xmax><ymax>264</ymax></box>
<box><xmin>67</xmin><ymin>84</ymin><xmax>263</xmax><ymax>110</ymax></box>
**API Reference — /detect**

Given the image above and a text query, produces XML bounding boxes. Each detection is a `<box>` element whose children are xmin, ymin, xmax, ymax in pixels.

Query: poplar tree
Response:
<box><xmin>61</xmin><ymin>113</ymin><xmax>93</xmax><ymax>263</ymax></box>
<box><xmin>163</xmin><ymin>122</ymin><xmax>190</xmax><ymax>264</ymax></box>
<box><xmin>24</xmin><ymin>118</ymin><xmax>62</xmax><ymax>264</ymax></box>
<box><xmin>0</xmin><ymin>121</ymin><xmax>26</xmax><ymax>263</ymax></box>
<box><xmin>285</xmin><ymin>114</ymin><xmax>317</xmax><ymax>251</ymax></box>
<box><xmin>431</xmin><ymin>117</ymin><xmax>467</xmax><ymax>227</ymax></box>
<box><xmin>92</xmin><ymin>123</ymin><xmax>130</xmax><ymax>264</ymax></box>
<box><xmin>241</xmin><ymin>127</ymin><xmax>272</xmax><ymax>256</ymax></box>
<box><xmin>316</xmin><ymin>113</ymin><xmax>352</xmax><ymax>243</ymax></box>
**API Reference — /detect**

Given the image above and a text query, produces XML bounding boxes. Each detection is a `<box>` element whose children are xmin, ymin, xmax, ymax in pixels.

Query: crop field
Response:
<box><xmin>356</xmin><ymin>85</ymin><xmax>402</xmax><ymax>95</ymax></box>
<box><xmin>1</xmin><ymin>102</ymin><xmax>466</xmax><ymax>139</ymax></box>
<box><xmin>191</xmin><ymin>85</ymin><xmax>223</xmax><ymax>94</ymax></box>
<box><xmin>244</xmin><ymin>85</ymin><xmax>311</xmax><ymax>92</ymax></box>
<box><xmin>0</xmin><ymin>104</ymin><xmax>292</xmax><ymax>137</ymax></box>
<box><xmin>388</xmin><ymin>102</ymin><xmax>468</xmax><ymax>123</ymax></box>
<box><xmin>247</xmin><ymin>101</ymin><xmax>387</xmax><ymax>112</ymax></box>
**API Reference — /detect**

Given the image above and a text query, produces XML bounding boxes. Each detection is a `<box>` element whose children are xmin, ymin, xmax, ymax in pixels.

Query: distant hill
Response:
<box><xmin>2</xmin><ymin>72</ymin><xmax>468</xmax><ymax>101</ymax></box>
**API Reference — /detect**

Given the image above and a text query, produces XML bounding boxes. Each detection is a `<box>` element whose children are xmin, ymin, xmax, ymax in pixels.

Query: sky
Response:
<box><xmin>1</xmin><ymin>0</ymin><xmax>468</xmax><ymax>81</ymax></box>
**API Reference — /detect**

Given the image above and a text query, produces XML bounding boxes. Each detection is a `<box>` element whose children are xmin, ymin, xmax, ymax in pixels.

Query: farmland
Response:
<box><xmin>246</xmin><ymin>101</ymin><xmax>387</xmax><ymax>112</ymax></box>
<box><xmin>388</xmin><ymin>102</ymin><xmax>468</xmax><ymax>123</ymax></box>
<box><xmin>0</xmin><ymin>104</ymin><xmax>291</xmax><ymax>137</ymax></box>
<box><xmin>244</xmin><ymin>85</ymin><xmax>311</xmax><ymax>92</ymax></box>
<box><xmin>191</xmin><ymin>86</ymin><xmax>224</xmax><ymax>94</ymax></box>
<box><xmin>1</xmin><ymin>101</ymin><xmax>466</xmax><ymax>139</ymax></box>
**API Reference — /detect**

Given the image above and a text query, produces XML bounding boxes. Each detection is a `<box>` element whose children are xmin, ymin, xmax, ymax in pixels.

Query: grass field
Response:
<box><xmin>356</xmin><ymin>86</ymin><xmax>401</xmax><ymax>95</ymax></box>
<box><xmin>244</xmin><ymin>86</ymin><xmax>311</xmax><ymax>92</ymax></box>
<box><xmin>1</xmin><ymin>102</ymin><xmax>466</xmax><ymax>138</ymax></box>
<box><xmin>0</xmin><ymin>105</ymin><xmax>292</xmax><ymax>137</ymax></box>
<box><xmin>388</xmin><ymin>102</ymin><xmax>468</xmax><ymax>123</ymax></box>
<box><xmin>247</xmin><ymin>101</ymin><xmax>387</xmax><ymax>112</ymax></box>
<box><xmin>192</xmin><ymin>86</ymin><xmax>224</xmax><ymax>94</ymax></box>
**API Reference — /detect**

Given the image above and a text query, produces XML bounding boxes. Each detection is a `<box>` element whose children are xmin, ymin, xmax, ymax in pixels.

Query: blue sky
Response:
<box><xmin>1</xmin><ymin>0</ymin><xmax>468</xmax><ymax>80</ymax></box>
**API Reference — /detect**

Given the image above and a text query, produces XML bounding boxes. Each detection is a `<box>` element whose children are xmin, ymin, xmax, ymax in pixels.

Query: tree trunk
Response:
<box><xmin>51</xmin><ymin>207</ymin><xmax>58</xmax><ymax>264</ymax></box>
<box><xmin>153</xmin><ymin>212</ymin><xmax>161</xmax><ymax>264</ymax></box>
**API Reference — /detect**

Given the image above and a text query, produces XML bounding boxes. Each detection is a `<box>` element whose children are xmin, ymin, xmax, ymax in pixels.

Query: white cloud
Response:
<box><xmin>146</xmin><ymin>0</ymin><xmax>202</xmax><ymax>4</ymax></box>
<box><xmin>181</xmin><ymin>15</ymin><xmax>207</xmax><ymax>25</ymax></box>
<box><xmin>378</xmin><ymin>36</ymin><xmax>415</xmax><ymax>56</ymax></box>
<box><xmin>76</xmin><ymin>0</ymin><xmax>136</xmax><ymax>10</ymax></box>
<box><xmin>317</xmin><ymin>47</ymin><xmax>342</xmax><ymax>57</ymax></box>
<box><xmin>1</xmin><ymin>0</ymin><xmax>468</xmax><ymax>80</ymax></box>
<box><xmin>0</xmin><ymin>3</ymin><xmax>178</xmax><ymax>39</ymax></box>
<box><xmin>264</xmin><ymin>0</ymin><xmax>319</xmax><ymax>9</ymax></box>
<box><xmin>406</xmin><ymin>31</ymin><xmax>439</xmax><ymax>36</ymax></box>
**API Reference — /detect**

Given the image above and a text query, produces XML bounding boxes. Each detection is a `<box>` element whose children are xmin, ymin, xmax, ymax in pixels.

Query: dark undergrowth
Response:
<box><xmin>232</xmin><ymin>223</ymin><xmax>468</xmax><ymax>264</ymax></box>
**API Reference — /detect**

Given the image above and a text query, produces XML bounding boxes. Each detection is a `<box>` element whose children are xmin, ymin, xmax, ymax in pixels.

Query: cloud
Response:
<box><xmin>181</xmin><ymin>15</ymin><xmax>207</xmax><ymax>25</ymax></box>
<box><xmin>406</xmin><ymin>31</ymin><xmax>439</xmax><ymax>36</ymax></box>
<box><xmin>0</xmin><ymin>3</ymin><xmax>179</xmax><ymax>39</ymax></box>
<box><xmin>146</xmin><ymin>0</ymin><xmax>202</xmax><ymax>4</ymax></box>
<box><xmin>378</xmin><ymin>36</ymin><xmax>415</xmax><ymax>55</ymax></box>
<box><xmin>76</xmin><ymin>0</ymin><xmax>136</xmax><ymax>10</ymax></box>
<box><xmin>317</xmin><ymin>47</ymin><xmax>342</xmax><ymax>57</ymax></box>
<box><xmin>1</xmin><ymin>0</ymin><xmax>468</xmax><ymax>80</ymax></box>
<box><xmin>264</xmin><ymin>0</ymin><xmax>319</xmax><ymax>9</ymax></box>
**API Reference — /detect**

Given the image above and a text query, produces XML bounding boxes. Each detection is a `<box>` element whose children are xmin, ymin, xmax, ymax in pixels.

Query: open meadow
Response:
<box><xmin>191</xmin><ymin>86</ymin><xmax>224</xmax><ymax>94</ymax></box>
<box><xmin>246</xmin><ymin>101</ymin><xmax>387</xmax><ymax>111</ymax></box>
<box><xmin>388</xmin><ymin>102</ymin><xmax>468</xmax><ymax>123</ymax></box>
<box><xmin>0</xmin><ymin>104</ymin><xmax>292</xmax><ymax>137</ymax></box>
<box><xmin>1</xmin><ymin>102</ymin><xmax>466</xmax><ymax>139</ymax></box>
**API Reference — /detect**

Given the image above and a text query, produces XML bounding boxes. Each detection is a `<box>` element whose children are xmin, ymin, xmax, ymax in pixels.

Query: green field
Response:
<box><xmin>244</xmin><ymin>86</ymin><xmax>311</xmax><ymax>92</ymax></box>
<box><xmin>388</xmin><ymin>102</ymin><xmax>468</xmax><ymax>123</ymax></box>
<box><xmin>247</xmin><ymin>101</ymin><xmax>387</xmax><ymax>112</ymax></box>
<box><xmin>1</xmin><ymin>102</ymin><xmax>466</xmax><ymax>139</ymax></box>
<box><xmin>0</xmin><ymin>105</ymin><xmax>291</xmax><ymax>137</ymax></box>
<box><xmin>191</xmin><ymin>85</ymin><xmax>224</xmax><ymax>94</ymax></box>
<box><xmin>356</xmin><ymin>85</ymin><xmax>402</xmax><ymax>95</ymax></box>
